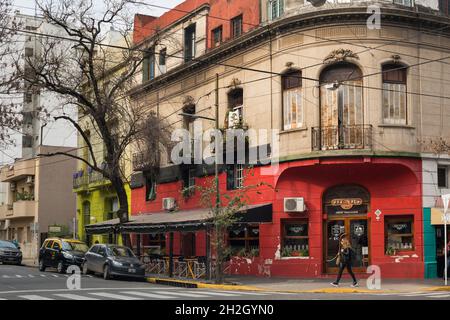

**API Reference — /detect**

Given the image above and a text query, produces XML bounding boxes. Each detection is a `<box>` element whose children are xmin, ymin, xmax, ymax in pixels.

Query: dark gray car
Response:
<box><xmin>0</xmin><ymin>240</ymin><xmax>22</xmax><ymax>265</ymax></box>
<box><xmin>82</xmin><ymin>244</ymin><xmax>145</xmax><ymax>280</ymax></box>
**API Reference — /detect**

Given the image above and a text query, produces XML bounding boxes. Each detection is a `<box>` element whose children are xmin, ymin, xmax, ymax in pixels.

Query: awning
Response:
<box><xmin>85</xmin><ymin>218</ymin><xmax>123</xmax><ymax>235</ymax></box>
<box><xmin>431</xmin><ymin>208</ymin><xmax>450</xmax><ymax>225</ymax></box>
<box><xmin>122</xmin><ymin>203</ymin><xmax>272</xmax><ymax>234</ymax></box>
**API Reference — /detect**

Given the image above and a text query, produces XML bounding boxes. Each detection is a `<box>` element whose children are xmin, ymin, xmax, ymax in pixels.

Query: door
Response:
<box><xmin>42</xmin><ymin>240</ymin><xmax>53</xmax><ymax>265</ymax></box>
<box><xmin>181</xmin><ymin>233</ymin><xmax>196</xmax><ymax>257</ymax></box>
<box><xmin>50</xmin><ymin>241</ymin><xmax>61</xmax><ymax>267</ymax></box>
<box><xmin>325</xmin><ymin>217</ymin><xmax>369</xmax><ymax>273</ymax></box>
<box><xmin>320</xmin><ymin>64</ymin><xmax>363</xmax><ymax>150</ymax></box>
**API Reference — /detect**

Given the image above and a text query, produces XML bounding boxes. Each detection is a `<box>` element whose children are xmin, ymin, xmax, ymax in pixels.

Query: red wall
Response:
<box><xmin>131</xmin><ymin>156</ymin><xmax>424</xmax><ymax>278</ymax></box>
<box><xmin>133</xmin><ymin>0</ymin><xmax>260</xmax><ymax>49</ymax></box>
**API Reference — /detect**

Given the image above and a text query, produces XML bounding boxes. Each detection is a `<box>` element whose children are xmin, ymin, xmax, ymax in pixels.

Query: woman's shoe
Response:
<box><xmin>331</xmin><ymin>282</ymin><xmax>339</xmax><ymax>287</ymax></box>
<box><xmin>351</xmin><ymin>282</ymin><xmax>359</xmax><ymax>288</ymax></box>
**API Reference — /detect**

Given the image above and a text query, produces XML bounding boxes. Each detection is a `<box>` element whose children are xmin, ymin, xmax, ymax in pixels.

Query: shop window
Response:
<box><xmin>229</xmin><ymin>225</ymin><xmax>259</xmax><ymax>257</ymax></box>
<box><xmin>184</xmin><ymin>24</ymin><xmax>196</xmax><ymax>62</ymax></box>
<box><xmin>143</xmin><ymin>234</ymin><xmax>166</xmax><ymax>255</ymax></box>
<box><xmin>212</xmin><ymin>26</ymin><xmax>223</xmax><ymax>48</ymax></box>
<box><xmin>268</xmin><ymin>0</ymin><xmax>284</xmax><ymax>21</ymax></box>
<box><xmin>282</xmin><ymin>70</ymin><xmax>303</xmax><ymax>130</ymax></box>
<box><xmin>145</xmin><ymin>174</ymin><xmax>157</xmax><ymax>202</ymax></box>
<box><xmin>231</xmin><ymin>15</ymin><xmax>243</xmax><ymax>39</ymax></box>
<box><xmin>142</xmin><ymin>48</ymin><xmax>155</xmax><ymax>82</ymax></box>
<box><xmin>438</xmin><ymin>166</ymin><xmax>448</xmax><ymax>188</ymax></box>
<box><xmin>281</xmin><ymin>221</ymin><xmax>309</xmax><ymax>257</ymax></box>
<box><xmin>382</xmin><ymin>64</ymin><xmax>407</xmax><ymax>125</ymax></box>
<box><xmin>226</xmin><ymin>164</ymin><xmax>244</xmax><ymax>190</ymax></box>
<box><xmin>385</xmin><ymin>216</ymin><xmax>414</xmax><ymax>253</ymax></box>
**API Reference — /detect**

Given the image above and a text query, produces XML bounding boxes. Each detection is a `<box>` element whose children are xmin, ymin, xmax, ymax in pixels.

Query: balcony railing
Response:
<box><xmin>312</xmin><ymin>125</ymin><xmax>372</xmax><ymax>151</ymax></box>
<box><xmin>73</xmin><ymin>170</ymin><xmax>110</xmax><ymax>189</ymax></box>
<box><xmin>132</xmin><ymin>152</ymin><xmax>157</xmax><ymax>172</ymax></box>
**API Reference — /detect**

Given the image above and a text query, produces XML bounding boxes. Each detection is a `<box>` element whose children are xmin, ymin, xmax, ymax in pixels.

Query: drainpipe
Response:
<box><xmin>40</xmin><ymin>122</ymin><xmax>47</xmax><ymax>146</ymax></box>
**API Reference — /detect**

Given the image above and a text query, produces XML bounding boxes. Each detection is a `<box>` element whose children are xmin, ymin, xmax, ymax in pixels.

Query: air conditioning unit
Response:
<box><xmin>284</xmin><ymin>197</ymin><xmax>306</xmax><ymax>213</ymax></box>
<box><xmin>26</xmin><ymin>176</ymin><xmax>34</xmax><ymax>185</ymax></box>
<box><xmin>10</xmin><ymin>183</ymin><xmax>16</xmax><ymax>191</ymax></box>
<box><xmin>163</xmin><ymin>198</ymin><xmax>176</xmax><ymax>211</ymax></box>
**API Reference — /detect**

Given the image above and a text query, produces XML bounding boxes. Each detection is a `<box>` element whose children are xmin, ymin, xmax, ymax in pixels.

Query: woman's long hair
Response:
<box><xmin>341</xmin><ymin>238</ymin><xmax>352</xmax><ymax>249</ymax></box>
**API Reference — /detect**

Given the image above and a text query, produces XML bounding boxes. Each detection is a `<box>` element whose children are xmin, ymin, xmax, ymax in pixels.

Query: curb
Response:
<box><xmin>145</xmin><ymin>277</ymin><xmax>394</xmax><ymax>294</ymax></box>
<box><xmin>425</xmin><ymin>286</ymin><xmax>450</xmax><ymax>292</ymax></box>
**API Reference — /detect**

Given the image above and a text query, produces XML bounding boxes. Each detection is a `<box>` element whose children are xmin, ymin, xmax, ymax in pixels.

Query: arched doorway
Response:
<box><xmin>323</xmin><ymin>185</ymin><xmax>370</xmax><ymax>273</ymax></box>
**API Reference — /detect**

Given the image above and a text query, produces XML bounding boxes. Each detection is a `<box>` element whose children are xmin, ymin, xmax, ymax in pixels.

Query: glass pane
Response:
<box><xmin>285</xmin><ymin>223</ymin><xmax>308</xmax><ymax>237</ymax></box>
<box><xmin>326</xmin><ymin>220</ymin><xmax>345</xmax><ymax>269</ymax></box>
<box><xmin>350</xmin><ymin>220</ymin><xmax>368</xmax><ymax>268</ymax></box>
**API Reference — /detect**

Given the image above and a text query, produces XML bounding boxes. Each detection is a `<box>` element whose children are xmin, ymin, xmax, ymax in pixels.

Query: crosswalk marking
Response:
<box><xmin>186</xmin><ymin>291</ymin><xmax>239</xmax><ymax>297</ymax></box>
<box><xmin>153</xmin><ymin>291</ymin><xmax>211</xmax><ymax>298</ymax></box>
<box><xmin>19</xmin><ymin>295</ymin><xmax>54</xmax><ymax>300</ymax></box>
<box><xmin>54</xmin><ymin>294</ymin><xmax>99</xmax><ymax>300</ymax></box>
<box><xmin>404</xmin><ymin>292</ymin><xmax>448</xmax><ymax>297</ymax></box>
<box><xmin>429</xmin><ymin>294</ymin><xmax>450</xmax><ymax>298</ymax></box>
<box><xmin>120</xmin><ymin>291</ymin><xmax>176</xmax><ymax>299</ymax></box>
<box><xmin>15</xmin><ymin>275</ymin><xmax>23</xmax><ymax>278</ymax></box>
<box><xmin>89</xmin><ymin>292</ymin><xmax>143</xmax><ymax>300</ymax></box>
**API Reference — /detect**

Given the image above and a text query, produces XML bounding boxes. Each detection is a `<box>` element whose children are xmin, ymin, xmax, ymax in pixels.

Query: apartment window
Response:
<box><xmin>282</xmin><ymin>70</ymin><xmax>303</xmax><ymax>130</ymax></box>
<box><xmin>25</xmin><ymin>93</ymin><xmax>33</xmax><ymax>103</ymax></box>
<box><xmin>438</xmin><ymin>166</ymin><xmax>448</xmax><ymax>188</ymax></box>
<box><xmin>382</xmin><ymin>64</ymin><xmax>407</xmax><ymax>125</ymax></box>
<box><xmin>145</xmin><ymin>173</ymin><xmax>156</xmax><ymax>202</ymax></box>
<box><xmin>22</xmin><ymin>135</ymin><xmax>33</xmax><ymax>148</ymax></box>
<box><xmin>227</xmin><ymin>164</ymin><xmax>244</xmax><ymax>190</ymax></box>
<box><xmin>82</xmin><ymin>201</ymin><xmax>91</xmax><ymax>226</ymax></box>
<box><xmin>439</xmin><ymin>0</ymin><xmax>450</xmax><ymax>15</ymax></box>
<box><xmin>229</xmin><ymin>225</ymin><xmax>259</xmax><ymax>257</ymax></box>
<box><xmin>385</xmin><ymin>216</ymin><xmax>414</xmax><ymax>253</ymax></box>
<box><xmin>182</xmin><ymin>168</ymin><xmax>196</xmax><ymax>190</ymax></box>
<box><xmin>231</xmin><ymin>15</ymin><xmax>243</xmax><ymax>39</ymax></box>
<box><xmin>268</xmin><ymin>0</ymin><xmax>284</xmax><ymax>20</ymax></box>
<box><xmin>184</xmin><ymin>24</ymin><xmax>196</xmax><ymax>62</ymax></box>
<box><xmin>282</xmin><ymin>220</ymin><xmax>309</xmax><ymax>257</ymax></box>
<box><xmin>227</xmin><ymin>89</ymin><xmax>244</xmax><ymax>129</ymax></box>
<box><xmin>158</xmin><ymin>48</ymin><xmax>167</xmax><ymax>74</ymax></box>
<box><xmin>142</xmin><ymin>48</ymin><xmax>155</xmax><ymax>82</ymax></box>
<box><xmin>25</xmin><ymin>47</ymin><xmax>34</xmax><ymax>57</ymax></box>
<box><xmin>212</xmin><ymin>26</ymin><xmax>223</xmax><ymax>48</ymax></box>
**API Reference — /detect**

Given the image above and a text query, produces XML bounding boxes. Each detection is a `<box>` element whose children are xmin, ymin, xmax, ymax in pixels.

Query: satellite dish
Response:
<box><xmin>307</xmin><ymin>0</ymin><xmax>327</xmax><ymax>7</ymax></box>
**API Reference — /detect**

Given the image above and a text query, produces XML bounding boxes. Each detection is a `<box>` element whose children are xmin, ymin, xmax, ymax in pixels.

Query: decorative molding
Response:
<box><xmin>324</xmin><ymin>49</ymin><xmax>359</xmax><ymax>64</ymax></box>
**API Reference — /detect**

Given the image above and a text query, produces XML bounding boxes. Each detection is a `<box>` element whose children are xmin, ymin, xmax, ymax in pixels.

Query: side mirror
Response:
<box><xmin>17</xmin><ymin>246</ymin><xmax>21</xmax><ymax>250</ymax></box>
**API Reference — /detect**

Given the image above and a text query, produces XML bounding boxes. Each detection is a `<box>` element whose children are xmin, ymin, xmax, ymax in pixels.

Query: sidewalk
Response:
<box><xmin>146</xmin><ymin>275</ymin><xmax>450</xmax><ymax>294</ymax></box>
<box><xmin>21</xmin><ymin>259</ymin><xmax>38</xmax><ymax>268</ymax></box>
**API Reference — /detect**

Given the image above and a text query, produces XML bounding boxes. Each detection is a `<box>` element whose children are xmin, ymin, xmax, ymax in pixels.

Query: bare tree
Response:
<box><xmin>20</xmin><ymin>0</ymin><xmax>162</xmax><ymax>245</ymax></box>
<box><xmin>0</xmin><ymin>0</ymin><xmax>23</xmax><ymax>147</ymax></box>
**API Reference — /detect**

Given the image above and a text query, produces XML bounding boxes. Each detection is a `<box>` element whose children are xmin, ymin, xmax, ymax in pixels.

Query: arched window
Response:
<box><xmin>82</xmin><ymin>201</ymin><xmax>91</xmax><ymax>226</ymax></box>
<box><xmin>282</xmin><ymin>70</ymin><xmax>303</xmax><ymax>130</ymax></box>
<box><xmin>382</xmin><ymin>64</ymin><xmax>407</xmax><ymax>125</ymax></box>
<box><xmin>319</xmin><ymin>63</ymin><xmax>363</xmax><ymax>150</ymax></box>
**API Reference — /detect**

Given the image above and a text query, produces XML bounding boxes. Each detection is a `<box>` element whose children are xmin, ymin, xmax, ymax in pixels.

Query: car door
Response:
<box><xmin>42</xmin><ymin>240</ymin><xmax>53</xmax><ymax>266</ymax></box>
<box><xmin>85</xmin><ymin>245</ymin><xmax>98</xmax><ymax>272</ymax></box>
<box><xmin>96</xmin><ymin>246</ymin><xmax>107</xmax><ymax>272</ymax></box>
<box><xmin>50</xmin><ymin>241</ymin><xmax>62</xmax><ymax>267</ymax></box>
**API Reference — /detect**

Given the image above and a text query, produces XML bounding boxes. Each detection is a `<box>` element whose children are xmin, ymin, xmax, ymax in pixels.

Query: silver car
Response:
<box><xmin>82</xmin><ymin>244</ymin><xmax>145</xmax><ymax>280</ymax></box>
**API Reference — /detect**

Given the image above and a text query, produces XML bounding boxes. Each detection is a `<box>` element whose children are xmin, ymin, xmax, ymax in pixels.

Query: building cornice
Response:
<box><xmin>129</xmin><ymin>5</ymin><xmax>450</xmax><ymax>99</ymax></box>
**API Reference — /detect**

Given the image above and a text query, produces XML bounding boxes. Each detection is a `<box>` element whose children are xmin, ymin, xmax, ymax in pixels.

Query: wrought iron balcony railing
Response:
<box><xmin>73</xmin><ymin>170</ymin><xmax>110</xmax><ymax>189</ymax></box>
<box><xmin>312</xmin><ymin>125</ymin><xmax>373</xmax><ymax>151</ymax></box>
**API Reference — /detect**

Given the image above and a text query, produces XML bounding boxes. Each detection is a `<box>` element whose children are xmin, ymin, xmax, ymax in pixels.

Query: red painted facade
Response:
<box><xmin>131</xmin><ymin>156</ymin><xmax>424</xmax><ymax>279</ymax></box>
<box><xmin>132</xmin><ymin>0</ymin><xmax>260</xmax><ymax>48</ymax></box>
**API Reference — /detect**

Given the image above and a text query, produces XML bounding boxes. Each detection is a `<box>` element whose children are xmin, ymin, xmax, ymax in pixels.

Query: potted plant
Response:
<box><xmin>300</xmin><ymin>249</ymin><xmax>309</xmax><ymax>257</ymax></box>
<box><xmin>281</xmin><ymin>247</ymin><xmax>293</xmax><ymax>257</ymax></box>
<box><xmin>291</xmin><ymin>250</ymin><xmax>300</xmax><ymax>257</ymax></box>
<box><xmin>181</xmin><ymin>186</ymin><xmax>195</xmax><ymax>199</ymax></box>
<box><xmin>386</xmin><ymin>247</ymin><xmax>397</xmax><ymax>256</ymax></box>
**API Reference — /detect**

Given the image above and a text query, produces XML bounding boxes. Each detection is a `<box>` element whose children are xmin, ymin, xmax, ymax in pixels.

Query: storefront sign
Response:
<box><xmin>331</xmin><ymin>198</ymin><xmax>363</xmax><ymax>210</ymax></box>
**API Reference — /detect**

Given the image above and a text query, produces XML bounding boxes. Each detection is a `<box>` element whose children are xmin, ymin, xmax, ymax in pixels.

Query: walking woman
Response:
<box><xmin>331</xmin><ymin>237</ymin><xmax>359</xmax><ymax>287</ymax></box>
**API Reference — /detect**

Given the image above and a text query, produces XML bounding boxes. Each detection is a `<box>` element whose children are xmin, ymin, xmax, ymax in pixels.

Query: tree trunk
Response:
<box><xmin>110</xmin><ymin>174</ymin><xmax>131</xmax><ymax>247</ymax></box>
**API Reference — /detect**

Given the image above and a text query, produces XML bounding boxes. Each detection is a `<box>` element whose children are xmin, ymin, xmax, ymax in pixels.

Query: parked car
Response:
<box><xmin>39</xmin><ymin>238</ymin><xmax>89</xmax><ymax>273</ymax></box>
<box><xmin>82</xmin><ymin>244</ymin><xmax>145</xmax><ymax>280</ymax></box>
<box><xmin>0</xmin><ymin>240</ymin><xmax>22</xmax><ymax>265</ymax></box>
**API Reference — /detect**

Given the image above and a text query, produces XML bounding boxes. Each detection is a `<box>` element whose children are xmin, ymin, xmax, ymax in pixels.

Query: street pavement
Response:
<box><xmin>0</xmin><ymin>264</ymin><xmax>449</xmax><ymax>300</ymax></box>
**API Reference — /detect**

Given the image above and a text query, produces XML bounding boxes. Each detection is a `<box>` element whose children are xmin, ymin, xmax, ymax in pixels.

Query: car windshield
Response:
<box><xmin>108</xmin><ymin>246</ymin><xmax>134</xmax><ymax>258</ymax></box>
<box><xmin>62</xmin><ymin>241</ymin><xmax>89</xmax><ymax>253</ymax></box>
<box><xmin>0</xmin><ymin>241</ymin><xmax>17</xmax><ymax>249</ymax></box>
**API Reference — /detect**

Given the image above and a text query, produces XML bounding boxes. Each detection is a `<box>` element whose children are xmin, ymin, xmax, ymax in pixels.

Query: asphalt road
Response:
<box><xmin>0</xmin><ymin>264</ymin><xmax>449</xmax><ymax>301</ymax></box>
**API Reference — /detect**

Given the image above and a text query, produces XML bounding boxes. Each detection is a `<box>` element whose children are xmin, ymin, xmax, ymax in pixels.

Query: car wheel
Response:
<box><xmin>57</xmin><ymin>261</ymin><xmax>66</xmax><ymax>274</ymax></box>
<box><xmin>103</xmin><ymin>264</ymin><xmax>111</xmax><ymax>280</ymax></box>
<box><xmin>39</xmin><ymin>260</ymin><xmax>46</xmax><ymax>272</ymax></box>
<box><xmin>82</xmin><ymin>262</ymin><xmax>91</xmax><ymax>275</ymax></box>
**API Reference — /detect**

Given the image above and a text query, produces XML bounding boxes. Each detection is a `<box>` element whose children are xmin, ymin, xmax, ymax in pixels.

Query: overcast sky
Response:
<box><xmin>12</xmin><ymin>0</ymin><xmax>185</xmax><ymax>18</ymax></box>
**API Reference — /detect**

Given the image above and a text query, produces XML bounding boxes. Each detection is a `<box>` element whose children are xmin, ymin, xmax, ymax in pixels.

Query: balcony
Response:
<box><xmin>312</xmin><ymin>125</ymin><xmax>372</xmax><ymax>151</ymax></box>
<box><xmin>11</xmin><ymin>201</ymin><xmax>37</xmax><ymax>219</ymax></box>
<box><xmin>0</xmin><ymin>159</ymin><xmax>35</xmax><ymax>183</ymax></box>
<box><xmin>132</xmin><ymin>152</ymin><xmax>157</xmax><ymax>172</ymax></box>
<box><xmin>73</xmin><ymin>170</ymin><xmax>110</xmax><ymax>190</ymax></box>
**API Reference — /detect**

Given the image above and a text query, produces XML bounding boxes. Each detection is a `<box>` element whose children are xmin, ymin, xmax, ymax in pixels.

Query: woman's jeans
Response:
<box><xmin>335</xmin><ymin>262</ymin><xmax>357</xmax><ymax>284</ymax></box>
